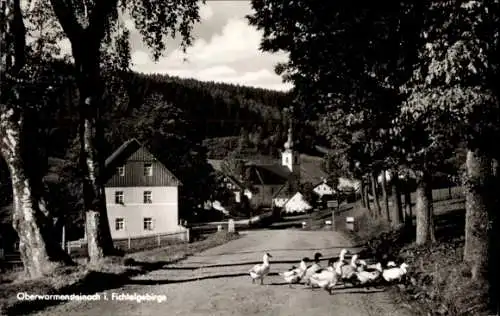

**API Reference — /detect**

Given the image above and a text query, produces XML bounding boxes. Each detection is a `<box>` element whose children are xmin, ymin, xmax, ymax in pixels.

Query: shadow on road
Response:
<box><xmin>163</xmin><ymin>253</ymin><xmax>368</xmax><ymax>271</ymax></box>
<box><xmin>128</xmin><ymin>272</ymin><xmax>390</xmax><ymax>295</ymax></box>
<box><xmin>210</xmin><ymin>245</ymin><xmax>365</xmax><ymax>257</ymax></box>
<box><xmin>128</xmin><ymin>272</ymin><xmax>282</xmax><ymax>285</ymax></box>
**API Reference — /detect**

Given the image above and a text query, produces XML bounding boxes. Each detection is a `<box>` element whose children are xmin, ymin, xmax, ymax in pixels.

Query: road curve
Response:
<box><xmin>32</xmin><ymin>229</ymin><xmax>413</xmax><ymax>316</ymax></box>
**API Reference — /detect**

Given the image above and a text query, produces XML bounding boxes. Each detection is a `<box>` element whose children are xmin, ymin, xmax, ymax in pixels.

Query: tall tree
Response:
<box><xmin>0</xmin><ymin>0</ymin><xmax>72</xmax><ymax>277</ymax></box>
<box><xmin>48</xmin><ymin>0</ymin><xmax>202</xmax><ymax>263</ymax></box>
<box><xmin>400</xmin><ymin>1</ymin><xmax>500</xmax><ymax>311</ymax></box>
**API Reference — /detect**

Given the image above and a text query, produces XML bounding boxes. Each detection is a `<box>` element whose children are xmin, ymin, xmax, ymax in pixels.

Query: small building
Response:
<box><xmin>313</xmin><ymin>179</ymin><xmax>335</xmax><ymax>198</ymax></box>
<box><xmin>282</xmin><ymin>192</ymin><xmax>313</xmax><ymax>214</ymax></box>
<box><xmin>104</xmin><ymin>139</ymin><xmax>183</xmax><ymax>239</ymax></box>
<box><xmin>208</xmin><ymin>159</ymin><xmax>252</xmax><ymax>203</ymax></box>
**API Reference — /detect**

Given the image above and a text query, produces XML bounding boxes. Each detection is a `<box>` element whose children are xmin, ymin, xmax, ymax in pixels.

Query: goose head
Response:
<box><xmin>350</xmin><ymin>254</ymin><xmax>359</xmax><ymax>267</ymax></box>
<box><xmin>263</xmin><ymin>253</ymin><xmax>272</xmax><ymax>263</ymax></box>
<box><xmin>313</xmin><ymin>252</ymin><xmax>323</xmax><ymax>262</ymax></box>
<box><xmin>400</xmin><ymin>263</ymin><xmax>409</xmax><ymax>272</ymax></box>
<box><xmin>387</xmin><ymin>261</ymin><xmax>397</xmax><ymax>268</ymax></box>
<box><xmin>339</xmin><ymin>249</ymin><xmax>348</xmax><ymax>261</ymax></box>
<box><xmin>374</xmin><ymin>262</ymin><xmax>383</xmax><ymax>272</ymax></box>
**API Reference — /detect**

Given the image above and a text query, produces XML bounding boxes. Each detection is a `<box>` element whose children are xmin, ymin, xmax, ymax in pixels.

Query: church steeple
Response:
<box><xmin>281</xmin><ymin>107</ymin><xmax>300</xmax><ymax>177</ymax></box>
<box><xmin>284</xmin><ymin>127</ymin><xmax>293</xmax><ymax>150</ymax></box>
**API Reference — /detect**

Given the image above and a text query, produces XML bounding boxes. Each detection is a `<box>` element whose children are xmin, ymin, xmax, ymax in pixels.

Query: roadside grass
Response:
<box><xmin>336</xmin><ymin>194</ymin><xmax>491</xmax><ymax>316</ymax></box>
<box><xmin>0</xmin><ymin>231</ymin><xmax>240</xmax><ymax>316</ymax></box>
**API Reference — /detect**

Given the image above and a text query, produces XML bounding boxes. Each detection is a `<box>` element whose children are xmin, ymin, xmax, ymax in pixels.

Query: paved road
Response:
<box><xmin>32</xmin><ymin>230</ymin><xmax>413</xmax><ymax>316</ymax></box>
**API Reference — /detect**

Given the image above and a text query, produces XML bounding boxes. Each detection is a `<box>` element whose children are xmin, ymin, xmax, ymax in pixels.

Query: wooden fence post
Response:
<box><xmin>61</xmin><ymin>225</ymin><xmax>66</xmax><ymax>252</ymax></box>
<box><xmin>186</xmin><ymin>228</ymin><xmax>190</xmax><ymax>243</ymax></box>
<box><xmin>332</xmin><ymin>210</ymin><xmax>336</xmax><ymax>231</ymax></box>
<box><xmin>127</xmin><ymin>237</ymin><xmax>131</xmax><ymax>249</ymax></box>
<box><xmin>157</xmin><ymin>234</ymin><xmax>161</xmax><ymax>247</ymax></box>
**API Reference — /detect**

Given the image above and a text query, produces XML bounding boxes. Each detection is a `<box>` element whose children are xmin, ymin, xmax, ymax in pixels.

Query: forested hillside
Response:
<box><xmin>0</xmin><ymin>62</ymin><xmax>320</xmax><ymax>234</ymax></box>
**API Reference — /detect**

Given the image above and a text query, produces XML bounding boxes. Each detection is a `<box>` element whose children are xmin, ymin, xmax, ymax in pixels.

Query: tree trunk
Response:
<box><xmin>391</xmin><ymin>169</ymin><xmax>404</xmax><ymax>228</ymax></box>
<box><xmin>490</xmin><ymin>158</ymin><xmax>500</xmax><ymax>314</ymax></box>
<box><xmin>464</xmin><ymin>149</ymin><xmax>491</xmax><ymax>281</ymax></box>
<box><xmin>360</xmin><ymin>180</ymin><xmax>366</xmax><ymax>208</ymax></box>
<box><xmin>404</xmin><ymin>183</ymin><xmax>413</xmax><ymax>228</ymax></box>
<box><xmin>363</xmin><ymin>177</ymin><xmax>372</xmax><ymax>213</ymax></box>
<box><xmin>381</xmin><ymin>170</ymin><xmax>391</xmax><ymax>222</ymax></box>
<box><xmin>74</xmin><ymin>48</ymin><xmax>114</xmax><ymax>263</ymax></box>
<box><xmin>370</xmin><ymin>172</ymin><xmax>382</xmax><ymax>217</ymax></box>
<box><xmin>415</xmin><ymin>170</ymin><xmax>435</xmax><ymax>245</ymax></box>
<box><xmin>0</xmin><ymin>107</ymin><xmax>72</xmax><ymax>278</ymax></box>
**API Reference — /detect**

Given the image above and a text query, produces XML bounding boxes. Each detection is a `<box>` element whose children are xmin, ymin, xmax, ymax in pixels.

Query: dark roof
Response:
<box><xmin>246</xmin><ymin>163</ymin><xmax>291</xmax><ymax>185</ymax></box>
<box><xmin>272</xmin><ymin>184</ymin><xmax>293</xmax><ymax>199</ymax></box>
<box><xmin>299</xmin><ymin>155</ymin><xmax>328</xmax><ymax>185</ymax></box>
<box><xmin>104</xmin><ymin>139</ymin><xmax>181</xmax><ymax>186</ymax></box>
<box><xmin>207</xmin><ymin>159</ymin><xmax>224</xmax><ymax>173</ymax></box>
<box><xmin>226</xmin><ymin>174</ymin><xmax>245</xmax><ymax>190</ymax></box>
<box><xmin>105</xmin><ymin>138</ymin><xmax>142</xmax><ymax>169</ymax></box>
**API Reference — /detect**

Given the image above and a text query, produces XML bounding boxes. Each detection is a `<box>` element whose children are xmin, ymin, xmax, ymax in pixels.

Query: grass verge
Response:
<box><xmin>336</xmin><ymin>198</ymin><xmax>490</xmax><ymax>316</ymax></box>
<box><xmin>0</xmin><ymin>231</ymin><xmax>240</xmax><ymax>316</ymax></box>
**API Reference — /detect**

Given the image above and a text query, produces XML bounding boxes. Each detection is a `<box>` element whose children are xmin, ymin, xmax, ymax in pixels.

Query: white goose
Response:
<box><xmin>333</xmin><ymin>249</ymin><xmax>349</xmax><ymax>272</ymax></box>
<box><xmin>302</xmin><ymin>252</ymin><xmax>323</xmax><ymax>285</ymax></box>
<box><xmin>341</xmin><ymin>254</ymin><xmax>359</xmax><ymax>280</ymax></box>
<box><xmin>309</xmin><ymin>258</ymin><xmax>343</xmax><ymax>294</ymax></box>
<box><xmin>382</xmin><ymin>262</ymin><xmax>409</xmax><ymax>283</ymax></box>
<box><xmin>281</xmin><ymin>257</ymin><xmax>309</xmax><ymax>287</ymax></box>
<box><xmin>355</xmin><ymin>262</ymin><xmax>383</xmax><ymax>285</ymax></box>
<box><xmin>249</xmin><ymin>253</ymin><xmax>272</xmax><ymax>285</ymax></box>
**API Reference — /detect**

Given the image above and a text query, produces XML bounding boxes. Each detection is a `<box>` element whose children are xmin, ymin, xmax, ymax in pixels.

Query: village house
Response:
<box><xmin>208</xmin><ymin>159</ymin><xmax>253</xmax><ymax>203</ymax></box>
<box><xmin>313</xmin><ymin>179</ymin><xmax>335</xmax><ymax>198</ymax></box>
<box><xmin>104</xmin><ymin>139</ymin><xmax>184</xmax><ymax>239</ymax></box>
<box><xmin>282</xmin><ymin>192</ymin><xmax>313</xmax><ymax>214</ymax></box>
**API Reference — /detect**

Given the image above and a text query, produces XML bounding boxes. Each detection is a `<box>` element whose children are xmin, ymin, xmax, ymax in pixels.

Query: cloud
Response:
<box><xmin>131</xmin><ymin>50</ymin><xmax>150</xmax><ymax>66</ymax></box>
<box><xmin>130</xmin><ymin>16</ymin><xmax>291</xmax><ymax>91</ymax></box>
<box><xmin>199</xmin><ymin>3</ymin><xmax>214</xmax><ymax>21</ymax></box>
<box><xmin>175</xmin><ymin>18</ymin><xmax>263</xmax><ymax>66</ymax></box>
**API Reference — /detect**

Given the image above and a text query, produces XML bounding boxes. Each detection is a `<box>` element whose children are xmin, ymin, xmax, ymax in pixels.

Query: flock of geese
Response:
<box><xmin>248</xmin><ymin>249</ymin><xmax>409</xmax><ymax>294</ymax></box>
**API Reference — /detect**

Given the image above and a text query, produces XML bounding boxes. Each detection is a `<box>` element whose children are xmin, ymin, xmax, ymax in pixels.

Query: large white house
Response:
<box><xmin>104</xmin><ymin>139</ymin><xmax>185</xmax><ymax>239</ymax></box>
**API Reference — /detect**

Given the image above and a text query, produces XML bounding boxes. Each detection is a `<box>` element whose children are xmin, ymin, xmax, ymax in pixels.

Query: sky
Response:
<box><xmin>126</xmin><ymin>1</ymin><xmax>292</xmax><ymax>92</ymax></box>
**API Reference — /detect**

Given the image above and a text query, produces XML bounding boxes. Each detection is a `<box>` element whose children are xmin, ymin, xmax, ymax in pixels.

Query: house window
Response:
<box><xmin>144</xmin><ymin>163</ymin><xmax>153</xmax><ymax>176</ymax></box>
<box><xmin>143</xmin><ymin>217</ymin><xmax>153</xmax><ymax>231</ymax></box>
<box><xmin>115</xmin><ymin>218</ymin><xmax>124</xmax><ymax>231</ymax></box>
<box><xmin>117</xmin><ymin>165</ymin><xmax>125</xmax><ymax>176</ymax></box>
<box><xmin>143</xmin><ymin>191</ymin><xmax>152</xmax><ymax>204</ymax></box>
<box><xmin>115</xmin><ymin>191</ymin><xmax>124</xmax><ymax>204</ymax></box>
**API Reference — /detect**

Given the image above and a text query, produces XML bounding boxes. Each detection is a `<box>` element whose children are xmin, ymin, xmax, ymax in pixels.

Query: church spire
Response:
<box><xmin>284</xmin><ymin>126</ymin><xmax>293</xmax><ymax>150</ymax></box>
<box><xmin>284</xmin><ymin>105</ymin><xmax>293</xmax><ymax>151</ymax></box>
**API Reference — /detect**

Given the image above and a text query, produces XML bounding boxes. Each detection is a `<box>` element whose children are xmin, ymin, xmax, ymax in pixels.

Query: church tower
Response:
<box><xmin>281</xmin><ymin>122</ymin><xmax>300</xmax><ymax>178</ymax></box>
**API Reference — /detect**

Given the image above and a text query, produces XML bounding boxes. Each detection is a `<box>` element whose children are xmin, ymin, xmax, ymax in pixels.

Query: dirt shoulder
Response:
<box><xmin>0</xmin><ymin>232</ymin><xmax>240</xmax><ymax>316</ymax></box>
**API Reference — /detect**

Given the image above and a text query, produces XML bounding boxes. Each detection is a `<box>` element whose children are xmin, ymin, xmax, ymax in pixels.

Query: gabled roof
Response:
<box><xmin>207</xmin><ymin>159</ymin><xmax>224</xmax><ymax>173</ymax></box>
<box><xmin>246</xmin><ymin>163</ymin><xmax>291</xmax><ymax>185</ymax></box>
<box><xmin>299</xmin><ymin>156</ymin><xmax>328</xmax><ymax>185</ymax></box>
<box><xmin>104</xmin><ymin>139</ymin><xmax>181</xmax><ymax>186</ymax></box>
<box><xmin>224</xmin><ymin>174</ymin><xmax>245</xmax><ymax>191</ymax></box>
<box><xmin>272</xmin><ymin>184</ymin><xmax>293</xmax><ymax>199</ymax></box>
<box><xmin>105</xmin><ymin>138</ymin><xmax>142</xmax><ymax>169</ymax></box>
